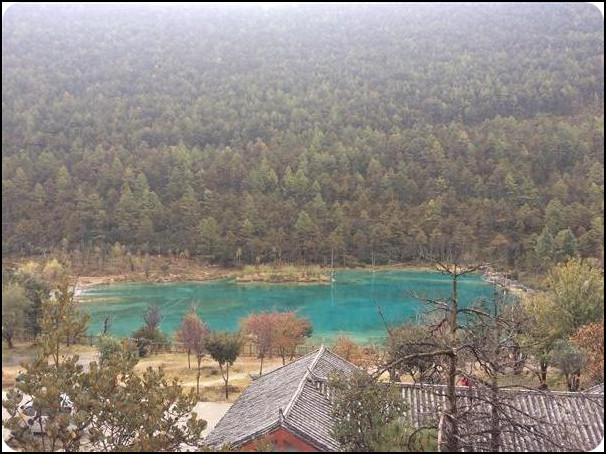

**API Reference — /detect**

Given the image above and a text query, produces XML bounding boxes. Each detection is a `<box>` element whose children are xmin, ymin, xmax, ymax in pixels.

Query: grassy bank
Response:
<box><xmin>236</xmin><ymin>264</ymin><xmax>330</xmax><ymax>283</ymax></box>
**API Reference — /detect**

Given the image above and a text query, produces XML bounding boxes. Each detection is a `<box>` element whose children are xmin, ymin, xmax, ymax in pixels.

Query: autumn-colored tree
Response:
<box><xmin>332</xmin><ymin>337</ymin><xmax>360</xmax><ymax>363</ymax></box>
<box><xmin>332</xmin><ymin>337</ymin><xmax>378</xmax><ymax>369</ymax></box>
<box><xmin>242</xmin><ymin>312</ymin><xmax>275</xmax><ymax>375</ymax></box>
<box><xmin>205</xmin><ymin>332</ymin><xmax>243</xmax><ymax>400</ymax></box>
<box><xmin>175</xmin><ymin>310</ymin><xmax>209</xmax><ymax>395</ymax></box>
<box><xmin>572</xmin><ymin>319</ymin><xmax>604</xmax><ymax>385</ymax></box>
<box><xmin>175</xmin><ymin>307</ymin><xmax>194</xmax><ymax>369</ymax></box>
<box><xmin>273</xmin><ymin>311</ymin><xmax>312</xmax><ymax>365</ymax></box>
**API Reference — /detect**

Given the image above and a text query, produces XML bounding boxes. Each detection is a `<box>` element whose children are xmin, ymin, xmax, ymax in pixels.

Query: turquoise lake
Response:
<box><xmin>80</xmin><ymin>270</ymin><xmax>493</xmax><ymax>343</ymax></box>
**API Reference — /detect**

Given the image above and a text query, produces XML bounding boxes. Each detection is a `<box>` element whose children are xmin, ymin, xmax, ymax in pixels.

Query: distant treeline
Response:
<box><xmin>2</xmin><ymin>4</ymin><xmax>603</xmax><ymax>269</ymax></box>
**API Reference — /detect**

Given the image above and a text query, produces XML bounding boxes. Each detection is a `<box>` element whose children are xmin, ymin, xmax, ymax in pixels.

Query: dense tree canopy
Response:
<box><xmin>2</xmin><ymin>4</ymin><xmax>603</xmax><ymax>269</ymax></box>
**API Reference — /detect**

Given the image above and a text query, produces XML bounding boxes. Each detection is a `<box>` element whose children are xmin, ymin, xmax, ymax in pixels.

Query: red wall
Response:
<box><xmin>242</xmin><ymin>428</ymin><xmax>319</xmax><ymax>452</ymax></box>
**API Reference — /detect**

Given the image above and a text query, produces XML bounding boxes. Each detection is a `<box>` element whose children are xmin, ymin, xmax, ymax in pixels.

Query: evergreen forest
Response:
<box><xmin>2</xmin><ymin>4</ymin><xmax>604</xmax><ymax>270</ymax></box>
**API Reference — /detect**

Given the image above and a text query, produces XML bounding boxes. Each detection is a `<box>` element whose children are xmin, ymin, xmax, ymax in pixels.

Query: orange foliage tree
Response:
<box><xmin>572</xmin><ymin>319</ymin><xmax>604</xmax><ymax>385</ymax></box>
<box><xmin>332</xmin><ymin>336</ymin><xmax>361</xmax><ymax>363</ymax></box>
<box><xmin>242</xmin><ymin>311</ymin><xmax>313</xmax><ymax>374</ymax></box>
<box><xmin>242</xmin><ymin>312</ymin><xmax>276</xmax><ymax>375</ymax></box>
<box><xmin>273</xmin><ymin>311</ymin><xmax>312</xmax><ymax>365</ymax></box>
<box><xmin>332</xmin><ymin>336</ymin><xmax>379</xmax><ymax>369</ymax></box>
<box><xmin>175</xmin><ymin>310</ymin><xmax>209</xmax><ymax>395</ymax></box>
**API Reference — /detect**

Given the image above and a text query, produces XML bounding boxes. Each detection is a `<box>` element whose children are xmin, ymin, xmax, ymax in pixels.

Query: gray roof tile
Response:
<box><xmin>398</xmin><ymin>383</ymin><xmax>604</xmax><ymax>452</ymax></box>
<box><xmin>206</xmin><ymin>349</ymin><xmax>604</xmax><ymax>452</ymax></box>
<box><xmin>205</xmin><ymin>346</ymin><xmax>357</xmax><ymax>450</ymax></box>
<box><xmin>584</xmin><ymin>383</ymin><xmax>604</xmax><ymax>395</ymax></box>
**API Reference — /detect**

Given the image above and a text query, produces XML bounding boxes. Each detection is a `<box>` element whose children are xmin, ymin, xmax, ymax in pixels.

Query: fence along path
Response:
<box><xmin>12</xmin><ymin>330</ymin><xmax>320</xmax><ymax>358</ymax></box>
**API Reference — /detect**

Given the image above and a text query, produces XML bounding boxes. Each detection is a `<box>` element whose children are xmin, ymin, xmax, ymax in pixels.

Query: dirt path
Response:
<box><xmin>183</xmin><ymin>362</ymin><xmax>284</xmax><ymax>388</ymax></box>
<box><xmin>194</xmin><ymin>402</ymin><xmax>232</xmax><ymax>437</ymax></box>
<box><xmin>183</xmin><ymin>372</ymin><xmax>248</xmax><ymax>388</ymax></box>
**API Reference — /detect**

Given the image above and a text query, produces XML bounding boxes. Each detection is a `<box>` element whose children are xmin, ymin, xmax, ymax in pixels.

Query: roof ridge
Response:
<box><xmin>583</xmin><ymin>383</ymin><xmax>604</xmax><ymax>394</ymax></box>
<box><xmin>282</xmin><ymin>345</ymin><xmax>325</xmax><ymax>418</ymax></box>
<box><xmin>323</xmin><ymin>347</ymin><xmax>363</xmax><ymax>371</ymax></box>
<box><xmin>252</xmin><ymin>347</ymin><xmax>320</xmax><ymax>381</ymax></box>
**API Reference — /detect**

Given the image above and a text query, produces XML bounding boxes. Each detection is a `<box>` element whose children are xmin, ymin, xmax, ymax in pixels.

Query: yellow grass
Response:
<box><xmin>3</xmin><ymin>340</ymin><xmax>571</xmax><ymax>397</ymax></box>
<box><xmin>2</xmin><ymin>341</ymin><xmax>287</xmax><ymax>401</ymax></box>
<box><xmin>237</xmin><ymin>264</ymin><xmax>330</xmax><ymax>283</ymax></box>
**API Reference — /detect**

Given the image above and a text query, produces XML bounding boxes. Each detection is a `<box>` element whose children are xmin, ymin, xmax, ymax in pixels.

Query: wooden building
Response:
<box><xmin>206</xmin><ymin>347</ymin><xmax>604</xmax><ymax>451</ymax></box>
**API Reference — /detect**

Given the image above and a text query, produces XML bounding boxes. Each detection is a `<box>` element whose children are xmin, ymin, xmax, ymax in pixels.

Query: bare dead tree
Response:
<box><xmin>378</xmin><ymin>245</ymin><xmax>574</xmax><ymax>452</ymax></box>
<box><xmin>431</xmin><ymin>255</ymin><xmax>481</xmax><ymax>452</ymax></box>
<box><xmin>456</xmin><ymin>283</ymin><xmax>525</xmax><ymax>451</ymax></box>
<box><xmin>377</xmin><ymin>248</ymin><xmax>480</xmax><ymax>452</ymax></box>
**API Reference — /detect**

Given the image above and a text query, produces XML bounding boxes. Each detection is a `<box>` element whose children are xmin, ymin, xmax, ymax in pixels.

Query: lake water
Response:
<box><xmin>80</xmin><ymin>270</ymin><xmax>493</xmax><ymax>343</ymax></box>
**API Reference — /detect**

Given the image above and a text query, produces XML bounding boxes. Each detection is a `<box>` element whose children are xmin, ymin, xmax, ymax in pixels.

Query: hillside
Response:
<box><xmin>2</xmin><ymin>4</ymin><xmax>603</xmax><ymax>269</ymax></box>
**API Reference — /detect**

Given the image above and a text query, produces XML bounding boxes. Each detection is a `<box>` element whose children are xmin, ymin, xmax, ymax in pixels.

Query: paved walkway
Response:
<box><xmin>194</xmin><ymin>402</ymin><xmax>232</xmax><ymax>437</ymax></box>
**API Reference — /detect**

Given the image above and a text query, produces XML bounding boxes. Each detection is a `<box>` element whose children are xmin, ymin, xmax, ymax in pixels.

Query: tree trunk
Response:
<box><xmin>224</xmin><ymin>363</ymin><xmax>230</xmax><ymax>400</ymax></box>
<box><xmin>259</xmin><ymin>355</ymin><xmax>264</xmax><ymax>375</ymax></box>
<box><xmin>196</xmin><ymin>356</ymin><xmax>202</xmax><ymax>396</ymax></box>
<box><xmin>539</xmin><ymin>359</ymin><xmax>548</xmax><ymax>388</ymax></box>
<box><xmin>54</xmin><ymin>341</ymin><xmax>60</xmax><ymax>368</ymax></box>
<box><xmin>444</xmin><ymin>353</ymin><xmax>459</xmax><ymax>452</ymax></box>
<box><xmin>6</xmin><ymin>336</ymin><xmax>14</xmax><ymax>349</ymax></box>
<box><xmin>444</xmin><ymin>275</ymin><xmax>459</xmax><ymax>452</ymax></box>
<box><xmin>290</xmin><ymin>345</ymin><xmax>300</xmax><ymax>362</ymax></box>
<box><xmin>389</xmin><ymin>367</ymin><xmax>400</xmax><ymax>382</ymax></box>
<box><xmin>568</xmin><ymin>370</ymin><xmax>581</xmax><ymax>392</ymax></box>
<box><xmin>187</xmin><ymin>350</ymin><xmax>191</xmax><ymax>369</ymax></box>
<box><xmin>512</xmin><ymin>346</ymin><xmax>526</xmax><ymax>375</ymax></box>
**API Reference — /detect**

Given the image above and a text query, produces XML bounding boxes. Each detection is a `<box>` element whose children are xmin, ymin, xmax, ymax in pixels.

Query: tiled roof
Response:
<box><xmin>205</xmin><ymin>346</ymin><xmax>357</xmax><ymax>450</ymax></box>
<box><xmin>584</xmin><ymin>383</ymin><xmax>604</xmax><ymax>395</ymax></box>
<box><xmin>206</xmin><ymin>348</ymin><xmax>604</xmax><ymax>452</ymax></box>
<box><xmin>399</xmin><ymin>383</ymin><xmax>604</xmax><ymax>452</ymax></box>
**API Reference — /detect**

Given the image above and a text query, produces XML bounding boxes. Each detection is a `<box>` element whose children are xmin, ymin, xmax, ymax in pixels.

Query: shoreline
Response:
<box><xmin>481</xmin><ymin>268</ymin><xmax>535</xmax><ymax>296</ymax></box>
<box><xmin>73</xmin><ymin>263</ymin><xmax>435</xmax><ymax>296</ymax></box>
<box><xmin>73</xmin><ymin>263</ymin><xmax>532</xmax><ymax>298</ymax></box>
<box><xmin>74</xmin><ymin>270</ymin><xmax>236</xmax><ymax>297</ymax></box>
<box><xmin>71</xmin><ymin>263</ymin><xmax>436</xmax><ymax>289</ymax></box>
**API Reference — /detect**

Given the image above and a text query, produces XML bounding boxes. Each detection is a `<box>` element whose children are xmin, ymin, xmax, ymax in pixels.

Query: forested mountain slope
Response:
<box><xmin>2</xmin><ymin>4</ymin><xmax>603</xmax><ymax>269</ymax></box>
